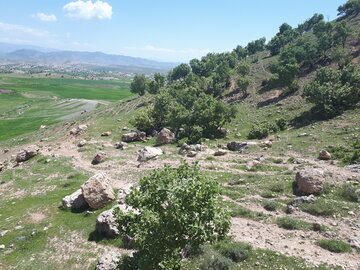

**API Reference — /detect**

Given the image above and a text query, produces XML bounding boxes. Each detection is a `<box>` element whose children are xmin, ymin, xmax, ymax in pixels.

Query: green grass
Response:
<box><xmin>316</xmin><ymin>239</ymin><xmax>352</xmax><ymax>253</ymax></box>
<box><xmin>276</xmin><ymin>217</ymin><xmax>326</xmax><ymax>231</ymax></box>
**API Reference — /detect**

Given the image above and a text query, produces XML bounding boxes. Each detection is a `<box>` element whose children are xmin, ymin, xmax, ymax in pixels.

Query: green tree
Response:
<box><xmin>170</xmin><ymin>64</ymin><xmax>191</xmax><ymax>81</ymax></box>
<box><xmin>237</xmin><ymin>77</ymin><xmax>250</xmax><ymax>95</ymax></box>
<box><xmin>246</xmin><ymin>37</ymin><xmax>266</xmax><ymax>55</ymax></box>
<box><xmin>303</xmin><ymin>65</ymin><xmax>360</xmax><ymax>116</ymax></box>
<box><xmin>233</xmin><ymin>45</ymin><xmax>248</xmax><ymax>60</ymax></box>
<box><xmin>338</xmin><ymin>0</ymin><xmax>360</xmax><ymax>16</ymax></box>
<box><xmin>130</xmin><ymin>74</ymin><xmax>147</xmax><ymax>96</ymax></box>
<box><xmin>333</xmin><ymin>21</ymin><xmax>351</xmax><ymax>48</ymax></box>
<box><xmin>115</xmin><ymin>162</ymin><xmax>230</xmax><ymax>269</ymax></box>
<box><xmin>148</xmin><ymin>73</ymin><xmax>166</xmax><ymax>94</ymax></box>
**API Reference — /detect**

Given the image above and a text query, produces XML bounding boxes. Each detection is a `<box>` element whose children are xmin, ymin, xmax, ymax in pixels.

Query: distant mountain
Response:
<box><xmin>0</xmin><ymin>43</ymin><xmax>178</xmax><ymax>70</ymax></box>
<box><xmin>0</xmin><ymin>43</ymin><xmax>58</xmax><ymax>54</ymax></box>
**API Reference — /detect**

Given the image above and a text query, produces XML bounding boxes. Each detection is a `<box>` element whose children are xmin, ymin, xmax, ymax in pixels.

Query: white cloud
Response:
<box><xmin>124</xmin><ymin>45</ymin><xmax>210</xmax><ymax>55</ymax></box>
<box><xmin>63</xmin><ymin>0</ymin><xmax>112</xmax><ymax>20</ymax></box>
<box><xmin>32</xmin><ymin>13</ymin><xmax>57</xmax><ymax>22</ymax></box>
<box><xmin>0</xmin><ymin>37</ymin><xmax>32</xmax><ymax>44</ymax></box>
<box><xmin>72</xmin><ymin>41</ymin><xmax>91</xmax><ymax>46</ymax></box>
<box><xmin>0</xmin><ymin>22</ymin><xmax>51</xmax><ymax>37</ymax></box>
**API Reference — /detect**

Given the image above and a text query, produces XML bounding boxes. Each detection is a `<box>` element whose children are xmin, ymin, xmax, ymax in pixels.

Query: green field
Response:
<box><xmin>0</xmin><ymin>75</ymin><xmax>133</xmax><ymax>142</ymax></box>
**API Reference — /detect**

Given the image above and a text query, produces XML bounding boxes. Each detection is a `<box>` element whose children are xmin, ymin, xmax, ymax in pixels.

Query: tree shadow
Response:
<box><xmin>257</xmin><ymin>91</ymin><xmax>293</xmax><ymax>108</ymax></box>
<box><xmin>290</xmin><ymin>107</ymin><xmax>337</xmax><ymax>129</ymax></box>
<box><xmin>88</xmin><ymin>230</ymin><xmax>112</xmax><ymax>243</ymax></box>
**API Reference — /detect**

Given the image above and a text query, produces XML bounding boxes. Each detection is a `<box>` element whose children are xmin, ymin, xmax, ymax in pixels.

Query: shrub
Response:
<box><xmin>276</xmin><ymin>217</ymin><xmax>303</xmax><ymax>230</ymax></box>
<box><xmin>269</xmin><ymin>183</ymin><xmax>285</xmax><ymax>193</ymax></box>
<box><xmin>218</xmin><ymin>242</ymin><xmax>252</xmax><ymax>262</ymax></box>
<box><xmin>316</xmin><ymin>239</ymin><xmax>352</xmax><ymax>253</ymax></box>
<box><xmin>327</xmin><ymin>140</ymin><xmax>360</xmax><ymax>165</ymax></box>
<box><xmin>200</xmin><ymin>255</ymin><xmax>233</xmax><ymax>270</ymax></box>
<box><xmin>299</xmin><ymin>199</ymin><xmax>336</xmax><ymax>216</ymax></box>
<box><xmin>248</xmin><ymin>123</ymin><xmax>269</xmax><ymax>139</ymax></box>
<box><xmin>275</xmin><ymin>118</ymin><xmax>287</xmax><ymax>131</ymax></box>
<box><xmin>237</xmin><ymin>77</ymin><xmax>251</xmax><ymax>95</ymax></box>
<box><xmin>263</xmin><ymin>201</ymin><xmax>279</xmax><ymax>211</ymax></box>
<box><xmin>114</xmin><ymin>162</ymin><xmax>230</xmax><ymax>270</ymax></box>
<box><xmin>130</xmin><ymin>108</ymin><xmax>155</xmax><ymax>134</ymax></box>
<box><xmin>339</xmin><ymin>184</ymin><xmax>359</xmax><ymax>202</ymax></box>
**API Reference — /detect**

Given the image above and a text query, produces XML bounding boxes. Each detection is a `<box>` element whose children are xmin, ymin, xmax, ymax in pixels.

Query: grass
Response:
<box><xmin>316</xmin><ymin>239</ymin><xmax>352</xmax><ymax>253</ymax></box>
<box><xmin>276</xmin><ymin>217</ymin><xmax>326</xmax><ymax>231</ymax></box>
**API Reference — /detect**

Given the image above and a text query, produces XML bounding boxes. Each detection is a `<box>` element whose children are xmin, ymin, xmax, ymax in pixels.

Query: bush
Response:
<box><xmin>276</xmin><ymin>217</ymin><xmax>303</xmax><ymax>230</ymax></box>
<box><xmin>327</xmin><ymin>140</ymin><xmax>360</xmax><ymax>165</ymax></box>
<box><xmin>130</xmin><ymin>108</ymin><xmax>155</xmax><ymax>134</ymax></box>
<box><xmin>200</xmin><ymin>256</ymin><xmax>233</xmax><ymax>270</ymax></box>
<box><xmin>263</xmin><ymin>201</ymin><xmax>279</xmax><ymax>211</ymax></box>
<box><xmin>275</xmin><ymin>118</ymin><xmax>287</xmax><ymax>131</ymax></box>
<box><xmin>248</xmin><ymin>123</ymin><xmax>269</xmax><ymax>139</ymax></box>
<box><xmin>339</xmin><ymin>184</ymin><xmax>359</xmax><ymax>202</ymax></box>
<box><xmin>114</xmin><ymin>162</ymin><xmax>230</xmax><ymax>270</ymax></box>
<box><xmin>299</xmin><ymin>199</ymin><xmax>336</xmax><ymax>216</ymax></box>
<box><xmin>218</xmin><ymin>242</ymin><xmax>252</xmax><ymax>262</ymax></box>
<box><xmin>316</xmin><ymin>239</ymin><xmax>352</xmax><ymax>253</ymax></box>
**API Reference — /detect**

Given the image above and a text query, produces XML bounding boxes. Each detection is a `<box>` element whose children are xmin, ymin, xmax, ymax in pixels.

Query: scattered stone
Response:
<box><xmin>151</xmin><ymin>130</ymin><xmax>158</xmax><ymax>137</ymax></box>
<box><xmin>219</xmin><ymin>128</ymin><xmax>228</xmax><ymax>136</ymax></box>
<box><xmin>214</xmin><ymin>149</ymin><xmax>227</xmax><ymax>156</ymax></box>
<box><xmin>227</xmin><ymin>141</ymin><xmax>248</xmax><ymax>152</ymax></box>
<box><xmin>179</xmin><ymin>143</ymin><xmax>191</xmax><ymax>154</ymax></box>
<box><xmin>3</xmin><ymin>149</ymin><xmax>9</xmax><ymax>153</ymax></box>
<box><xmin>293</xmin><ymin>195</ymin><xmax>316</xmax><ymax>205</ymax></box>
<box><xmin>39</xmin><ymin>125</ymin><xmax>47</xmax><ymax>129</ymax></box>
<box><xmin>114</xmin><ymin>141</ymin><xmax>128</xmax><ymax>150</ymax></box>
<box><xmin>101</xmin><ymin>131</ymin><xmax>111</xmax><ymax>137</ymax></box>
<box><xmin>187</xmin><ymin>151</ymin><xmax>197</xmax><ymax>158</ymax></box>
<box><xmin>318</xmin><ymin>150</ymin><xmax>331</xmax><ymax>160</ymax></box>
<box><xmin>0</xmin><ymin>245</ymin><xmax>5</xmax><ymax>249</ymax></box>
<box><xmin>81</xmin><ymin>173</ymin><xmax>115</xmax><ymax>210</ymax></box>
<box><xmin>0</xmin><ymin>230</ymin><xmax>9</xmax><ymax>237</ymax></box>
<box><xmin>261</xmin><ymin>140</ymin><xmax>272</xmax><ymax>148</ymax></box>
<box><xmin>62</xmin><ymin>189</ymin><xmax>88</xmax><ymax>210</ymax></box>
<box><xmin>348</xmin><ymin>239</ymin><xmax>360</xmax><ymax>249</ymax></box>
<box><xmin>295</xmin><ymin>168</ymin><xmax>325</xmax><ymax>194</ymax></box>
<box><xmin>92</xmin><ymin>152</ymin><xmax>107</xmax><ymax>165</ymax></box>
<box><xmin>121</xmin><ymin>131</ymin><xmax>146</xmax><ymax>142</ymax></box>
<box><xmin>78</xmin><ymin>140</ymin><xmax>87</xmax><ymax>147</ymax></box>
<box><xmin>122</xmin><ymin>127</ymin><xmax>129</xmax><ymax>131</ymax></box>
<box><xmin>70</xmin><ymin>124</ymin><xmax>87</xmax><ymax>136</ymax></box>
<box><xmin>137</xmin><ymin>146</ymin><xmax>163</xmax><ymax>162</ymax></box>
<box><xmin>156</xmin><ymin>128</ymin><xmax>175</xmax><ymax>145</ymax></box>
<box><xmin>344</xmin><ymin>164</ymin><xmax>360</xmax><ymax>173</ymax></box>
<box><xmin>246</xmin><ymin>160</ymin><xmax>261</xmax><ymax>170</ymax></box>
<box><xmin>235</xmin><ymin>133</ymin><xmax>242</xmax><ymax>138</ymax></box>
<box><xmin>0</xmin><ymin>162</ymin><xmax>3</xmax><ymax>172</ymax></box>
<box><xmin>16</xmin><ymin>145</ymin><xmax>39</xmax><ymax>163</ymax></box>
<box><xmin>14</xmin><ymin>226</ymin><xmax>23</xmax><ymax>230</ymax></box>
<box><xmin>96</xmin><ymin>251</ymin><xmax>121</xmax><ymax>270</ymax></box>
<box><xmin>298</xmin><ymin>133</ymin><xmax>310</xmax><ymax>137</ymax></box>
<box><xmin>286</xmin><ymin>205</ymin><xmax>297</xmax><ymax>214</ymax></box>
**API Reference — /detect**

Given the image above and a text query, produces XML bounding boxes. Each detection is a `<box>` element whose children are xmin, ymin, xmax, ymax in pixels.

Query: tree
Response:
<box><xmin>115</xmin><ymin>162</ymin><xmax>230</xmax><ymax>269</ymax></box>
<box><xmin>130</xmin><ymin>74</ymin><xmax>147</xmax><ymax>96</ymax></box>
<box><xmin>297</xmin><ymin>13</ymin><xmax>324</xmax><ymax>34</ymax></box>
<box><xmin>170</xmin><ymin>64</ymin><xmax>191</xmax><ymax>81</ymax></box>
<box><xmin>148</xmin><ymin>73</ymin><xmax>166</xmax><ymax>94</ymax></box>
<box><xmin>237</xmin><ymin>77</ymin><xmax>250</xmax><ymax>95</ymax></box>
<box><xmin>246</xmin><ymin>37</ymin><xmax>266</xmax><ymax>55</ymax></box>
<box><xmin>333</xmin><ymin>21</ymin><xmax>351</xmax><ymax>48</ymax></box>
<box><xmin>303</xmin><ymin>65</ymin><xmax>360</xmax><ymax>116</ymax></box>
<box><xmin>338</xmin><ymin>0</ymin><xmax>360</xmax><ymax>16</ymax></box>
<box><xmin>233</xmin><ymin>45</ymin><xmax>248</xmax><ymax>60</ymax></box>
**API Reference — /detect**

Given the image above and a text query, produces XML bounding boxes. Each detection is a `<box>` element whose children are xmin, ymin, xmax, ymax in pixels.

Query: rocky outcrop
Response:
<box><xmin>156</xmin><ymin>128</ymin><xmax>175</xmax><ymax>145</ymax></box>
<box><xmin>70</xmin><ymin>124</ymin><xmax>87</xmax><ymax>136</ymax></box>
<box><xmin>16</xmin><ymin>145</ymin><xmax>39</xmax><ymax>163</ymax></box>
<box><xmin>293</xmin><ymin>194</ymin><xmax>316</xmax><ymax>205</ymax></box>
<box><xmin>121</xmin><ymin>131</ymin><xmax>146</xmax><ymax>142</ymax></box>
<box><xmin>81</xmin><ymin>173</ymin><xmax>115</xmax><ymax>209</ymax></box>
<box><xmin>137</xmin><ymin>146</ymin><xmax>163</xmax><ymax>162</ymax></box>
<box><xmin>101</xmin><ymin>131</ymin><xmax>112</xmax><ymax>137</ymax></box>
<box><xmin>295</xmin><ymin>169</ymin><xmax>325</xmax><ymax>194</ymax></box>
<box><xmin>114</xmin><ymin>142</ymin><xmax>128</xmax><ymax>150</ymax></box>
<box><xmin>227</xmin><ymin>141</ymin><xmax>248</xmax><ymax>152</ymax></box>
<box><xmin>78</xmin><ymin>140</ymin><xmax>87</xmax><ymax>147</ymax></box>
<box><xmin>92</xmin><ymin>152</ymin><xmax>107</xmax><ymax>165</ymax></box>
<box><xmin>62</xmin><ymin>189</ymin><xmax>88</xmax><ymax>210</ymax></box>
<box><xmin>96</xmin><ymin>251</ymin><xmax>121</xmax><ymax>270</ymax></box>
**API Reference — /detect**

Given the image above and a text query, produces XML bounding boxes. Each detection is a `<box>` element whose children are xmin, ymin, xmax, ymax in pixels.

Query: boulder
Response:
<box><xmin>114</xmin><ymin>142</ymin><xmax>128</xmax><ymax>150</ymax></box>
<box><xmin>214</xmin><ymin>150</ymin><xmax>227</xmax><ymax>156</ymax></box>
<box><xmin>92</xmin><ymin>152</ymin><xmax>106</xmax><ymax>165</ymax></box>
<box><xmin>192</xmin><ymin>144</ymin><xmax>207</xmax><ymax>152</ymax></box>
<box><xmin>101</xmin><ymin>131</ymin><xmax>112</xmax><ymax>137</ymax></box>
<box><xmin>318</xmin><ymin>150</ymin><xmax>331</xmax><ymax>160</ymax></box>
<box><xmin>261</xmin><ymin>141</ymin><xmax>272</xmax><ymax>148</ymax></box>
<box><xmin>179</xmin><ymin>143</ymin><xmax>191</xmax><ymax>154</ymax></box>
<box><xmin>16</xmin><ymin>145</ymin><xmax>39</xmax><ymax>163</ymax></box>
<box><xmin>246</xmin><ymin>160</ymin><xmax>261</xmax><ymax>170</ymax></box>
<box><xmin>96</xmin><ymin>251</ymin><xmax>121</xmax><ymax>270</ymax></box>
<box><xmin>137</xmin><ymin>147</ymin><xmax>163</xmax><ymax>162</ymax></box>
<box><xmin>121</xmin><ymin>131</ymin><xmax>146</xmax><ymax>142</ymax></box>
<box><xmin>62</xmin><ymin>189</ymin><xmax>88</xmax><ymax>209</ymax></box>
<box><xmin>78</xmin><ymin>140</ymin><xmax>87</xmax><ymax>147</ymax></box>
<box><xmin>70</xmin><ymin>124</ymin><xmax>87</xmax><ymax>136</ymax></box>
<box><xmin>3</xmin><ymin>149</ymin><xmax>9</xmax><ymax>153</ymax></box>
<box><xmin>295</xmin><ymin>169</ymin><xmax>325</xmax><ymax>194</ymax></box>
<box><xmin>156</xmin><ymin>128</ymin><xmax>175</xmax><ymax>145</ymax></box>
<box><xmin>96</xmin><ymin>207</ymin><xmax>119</xmax><ymax>238</ymax></box>
<box><xmin>81</xmin><ymin>173</ymin><xmax>115</xmax><ymax>209</ymax></box>
<box><xmin>293</xmin><ymin>194</ymin><xmax>316</xmax><ymax>205</ymax></box>
<box><xmin>227</xmin><ymin>141</ymin><xmax>248</xmax><ymax>152</ymax></box>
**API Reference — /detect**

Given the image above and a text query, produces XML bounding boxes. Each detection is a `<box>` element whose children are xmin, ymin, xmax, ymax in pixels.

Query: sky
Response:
<box><xmin>0</xmin><ymin>0</ymin><xmax>346</xmax><ymax>62</ymax></box>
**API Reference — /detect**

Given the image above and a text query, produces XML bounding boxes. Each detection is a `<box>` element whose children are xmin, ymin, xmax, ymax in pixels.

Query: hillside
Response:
<box><xmin>0</xmin><ymin>3</ymin><xmax>360</xmax><ymax>270</ymax></box>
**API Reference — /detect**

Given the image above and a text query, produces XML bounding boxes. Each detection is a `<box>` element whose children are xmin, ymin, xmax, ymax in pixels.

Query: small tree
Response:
<box><xmin>237</xmin><ymin>77</ymin><xmax>250</xmax><ymax>96</ymax></box>
<box><xmin>130</xmin><ymin>74</ymin><xmax>147</xmax><ymax>96</ymax></box>
<box><xmin>115</xmin><ymin>162</ymin><xmax>230</xmax><ymax>270</ymax></box>
<box><xmin>170</xmin><ymin>64</ymin><xmax>191</xmax><ymax>81</ymax></box>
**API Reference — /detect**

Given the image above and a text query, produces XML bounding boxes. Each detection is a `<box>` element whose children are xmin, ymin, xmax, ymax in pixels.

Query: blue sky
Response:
<box><xmin>0</xmin><ymin>0</ymin><xmax>346</xmax><ymax>62</ymax></box>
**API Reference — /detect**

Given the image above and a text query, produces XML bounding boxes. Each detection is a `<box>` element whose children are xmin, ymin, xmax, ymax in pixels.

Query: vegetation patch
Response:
<box><xmin>316</xmin><ymin>239</ymin><xmax>352</xmax><ymax>253</ymax></box>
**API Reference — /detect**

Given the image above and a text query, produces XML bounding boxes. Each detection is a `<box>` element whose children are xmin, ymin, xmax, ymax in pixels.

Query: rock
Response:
<box><xmin>246</xmin><ymin>160</ymin><xmax>261</xmax><ymax>170</ymax></box>
<box><xmin>78</xmin><ymin>140</ymin><xmax>87</xmax><ymax>147</ymax></box>
<box><xmin>151</xmin><ymin>130</ymin><xmax>158</xmax><ymax>137</ymax></box>
<box><xmin>192</xmin><ymin>144</ymin><xmax>207</xmax><ymax>152</ymax></box>
<box><xmin>298</xmin><ymin>133</ymin><xmax>310</xmax><ymax>137</ymax></box>
<box><xmin>227</xmin><ymin>141</ymin><xmax>248</xmax><ymax>152</ymax></box>
<box><xmin>0</xmin><ymin>245</ymin><xmax>5</xmax><ymax>249</ymax></box>
<box><xmin>16</xmin><ymin>145</ymin><xmax>39</xmax><ymax>163</ymax></box>
<box><xmin>312</xmin><ymin>223</ymin><xmax>322</xmax><ymax>231</ymax></box>
<box><xmin>156</xmin><ymin>128</ymin><xmax>175</xmax><ymax>145</ymax></box>
<box><xmin>318</xmin><ymin>150</ymin><xmax>331</xmax><ymax>160</ymax></box>
<box><xmin>101</xmin><ymin>131</ymin><xmax>112</xmax><ymax>137</ymax></box>
<box><xmin>293</xmin><ymin>194</ymin><xmax>316</xmax><ymax>205</ymax></box>
<box><xmin>96</xmin><ymin>207</ymin><xmax>119</xmax><ymax>238</ymax></box>
<box><xmin>235</xmin><ymin>133</ymin><xmax>242</xmax><ymax>138</ymax></box>
<box><xmin>261</xmin><ymin>141</ymin><xmax>272</xmax><ymax>148</ymax></box>
<box><xmin>344</xmin><ymin>164</ymin><xmax>360</xmax><ymax>173</ymax></box>
<box><xmin>0</xmin><ymin>162</ymin><xmax>3</xmax><ymax>172</ymax></box>
<box><xmin>137</xmin><ymin>146</ymin><xmax>163</xmax><ymax>162</ymax></box>
<box><xmin>0</xmin><ymin>230</ymin><xmax>9</xmax><ymax>237</ymax></box>
<box><xmin>295</xmin><ymin>169</ymin><xmax>325</xmax><ymax>194</ymax></box>
<box><xmin>92</xmin><ymin>152</ymin><xmax>107</xmax><ymax>165</ymax></box>
<box><xmin>348</xmin><ymin>239</ymin><xmax>360</xmax><ymax>249</ymax></box>
<box><xmin>39</xmin><ymin>125</ymin><xmax>47</xmax><ymax>129</ymax></box>
<box><xmin>114</xmin><ymin>142</ymin><xmax>128</xmax><ymax>150</ymax></box>
<box><xmin>179</xmin><ymin>143</ymin><xmax>191</xmax><ymax>154</ymax></box>
<box><xmin>121</xmin><ymin>131</ymin><xmax>146</xmax><ymax>142</ymax></box>
<box><xmin>96</xmin><ymin>251</ymin><xmax>121</xmax><ymax>270</ymax></box>
<box><xmin>3</xmin><ymin>149</ymin><xmax>9</xmax><ymax>153</ymax></box>
<box><xmin>214</xmin><ymin>150</ymin><xmax>227</xmax><ymax>156</ymax></box>
<box><xmin>187</xmin><ymin>151</ymin><xmax>197</xmax><ymax>157</ymax></box>
<box><xmin>70</xmin><ymin>124</ymin><xmax>87</xmax><ymax>136</ymax></box>
<box><xmin>117</xmin><ymin>184</ymin><xmax>133</xmax><ymax>204</ymax></box>
<box><xmin>81</xmin><ymin>173</ymin><xmax>115</xmax><ymax>209</ymax></box>
<box><xmin>122</xmin><ymin>126</ymin><xmax>129</xmax><ymax>131</ymax></box>
<box><xmin>219</xmin><ymin>128</ymin><xmax>228</xmax><ymax>136</ymax></box>
<box><xmin>62</xmin><ymin>189</ymin><xmax>88</xmax><ymax>210</ymax></box>
<box><xmin>286</xmin><ymin>205</ymin><xmax>297</xmax><ymax>214</ymax></box>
